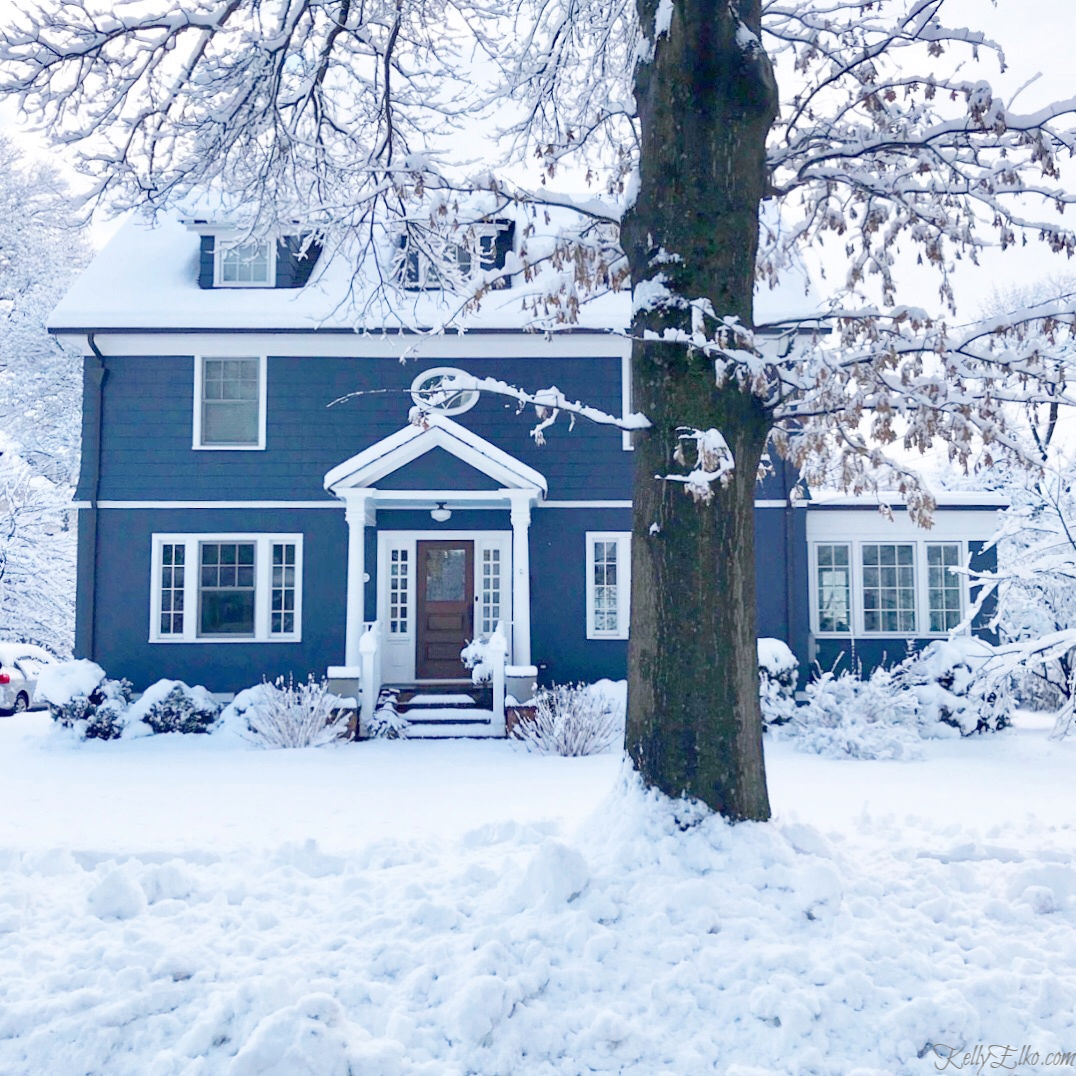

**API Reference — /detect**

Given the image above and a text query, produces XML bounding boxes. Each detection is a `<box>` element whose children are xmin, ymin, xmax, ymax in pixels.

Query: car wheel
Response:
<box><xmin>12</xmin><ymin>692</ymin><xmax>29</xmax><ymax>713</ymax></box>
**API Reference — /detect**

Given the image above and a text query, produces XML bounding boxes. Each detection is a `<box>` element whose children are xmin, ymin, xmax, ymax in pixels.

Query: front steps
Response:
<box><xmin>372</xmin><ymin>683</ymin><xmax>504</xmax><ymax>739</ymax></box>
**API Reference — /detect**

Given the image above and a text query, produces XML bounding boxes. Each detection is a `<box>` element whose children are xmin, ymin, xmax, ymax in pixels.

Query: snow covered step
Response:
<box><xmin>405</xmin><ymin>693</ymin><xmax>478</xmax><ymax>706</ymax></box>
<box><xmin>405</xmin><ymin>719</ymin><xmax>500</xmax><ymax>739</ymax></box>
<box><xmin>401</xmin><ymin>706</ymin><xmax>493</xmax><ymax>722</ymax></box>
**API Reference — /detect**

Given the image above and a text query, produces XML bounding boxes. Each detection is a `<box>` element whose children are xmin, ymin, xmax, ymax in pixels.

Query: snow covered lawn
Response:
<box><xmin>1</xmin><ymin>713</ymin><xmax>1075</xmax><ymax>1074</ymax></box>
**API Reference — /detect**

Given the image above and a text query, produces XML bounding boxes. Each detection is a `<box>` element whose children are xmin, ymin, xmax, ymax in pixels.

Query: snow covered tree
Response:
<box><xmin>0</xmin><ymin>138</ymin><xmax>87</xmax><ymax>652</ymax></box>
<box><xmin>2</xmin><ymin>0</ymin><xmax>1075</xmax><ymax>816</ymax></box>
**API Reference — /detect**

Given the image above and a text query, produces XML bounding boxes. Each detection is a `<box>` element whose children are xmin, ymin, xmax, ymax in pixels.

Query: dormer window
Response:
<box><xmin>400</xmin><ymin>221</ymin><xmax>514</xmax><ymax>291</ymax></box>
<box><xmin>215</xmin><ymin>239</ymin><xmax>276</xmax><ymax>287</ymax></box>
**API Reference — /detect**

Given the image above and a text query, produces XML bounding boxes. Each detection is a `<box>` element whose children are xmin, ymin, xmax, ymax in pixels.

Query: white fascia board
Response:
<box><xmin>324</xmin><ymin>414</ymin><xmax>547</xmax><ymax>495</ymax></box>
<box><xmin>56</xmin><ymin>331</ymin><xmax>633</xmax><ymax>361</ymax></box>
<box><xmin>806</xmin><ymin>507</ymin><xmax>1002</xmax><ymax>543</ymax></box>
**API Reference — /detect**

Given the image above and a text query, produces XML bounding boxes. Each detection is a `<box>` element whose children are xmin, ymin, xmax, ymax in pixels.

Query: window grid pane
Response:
<box><xmin>219</xmin><ymin>240</ymin><xmax>271</xmax><ymax>284</ymax></box>
<box><xmin>927</xmin><ymin>543</ymin><xmax>962</xmax><ymax>632</ymax></box>
<box><xmin>270</xmin><ymin>542</ymin><xmax>297</xmax><ymax>635</ymax></box>
<box><xmin>159</xmin><ymin>543</ymin><xmax>185</xmax><ymax>635</ymax></box>
<box><xmin>816</xmin><ymin>544</ymin><xmax>851</xmax><ymax>633</ymax></box>
<box><xmin>389</xmin><ymin>549</ymin><xmax>409</xmax><ymax>634</ymax></box>
<box><xmin>481</xmin><ymin>548</ymin><xmax>501</xmax><ymax>637</ymax></box>
<box><xmin>593</xmin><ymin>540</ymin><xmax>619</xmax><ymax>633</ymax></box>
<box><xmin>861</xmin><ymin>544</ymin><xmax>916</xmax><ymax>633</ymax></box>
<box><xmin>201</xmin><ymin>358</ymin><xmax>260</xmax><ymax>446</ymax></box>
<box><xmin>199</xmin><ymin>542</ymin><xmax>256</xmax><ymax>636</ymax></box>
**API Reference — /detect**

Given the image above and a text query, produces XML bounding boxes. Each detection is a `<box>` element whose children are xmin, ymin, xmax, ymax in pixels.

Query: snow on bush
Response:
<box><xmin>773</xmin><ymin>665</ymin><xmax>925</xmax><ymax>761</ymax></box>
<box><xmin>896</xmin><ymin>637</ymin><xmax>1012</xmax><ymax>735</ymax></box>
<box><xmin>758</xmin><ymin>637</ymin><xmax>798</xmax><ymax>726</ymax></box>
<box><xmin>367</xmin><ymin>688</ymin><xmax>409</xmax><ymax>739</ymax></box>
<box><xmin>225</xmin><ymin>676</ymin><xmax>348</xmax><ymax>749</ymax></box>
<box><xmin>35</xmin><ymin>659</ymin><xmax>104</xmax><ymax>708</ymax></box>
<box><xmin>36</xmin><ymin>659</ymin><xmax>132</xmax><ymax>741</ymax></box>
<box><xmin>127</xmin><ymin>679</ymin><xmax>222</xmax><ymax>735</ymax></box>
<box><xmin>512</xmin><ymin>683</ymin><xmax>621</xmax><ymax>756</ymax></box>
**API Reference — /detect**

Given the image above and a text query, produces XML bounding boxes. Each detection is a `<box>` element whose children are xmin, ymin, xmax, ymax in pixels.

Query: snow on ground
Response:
<box><xmin>1</xmin><ymin>713</ymin><xmax>1075</xmax><ymax>1074</ymax></box>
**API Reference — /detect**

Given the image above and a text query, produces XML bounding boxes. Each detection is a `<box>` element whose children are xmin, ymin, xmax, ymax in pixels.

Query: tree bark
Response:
<box><xmin>621</xmin><ymin>0</ymin><xmax>777</xmax><ymax>820</ymax></box>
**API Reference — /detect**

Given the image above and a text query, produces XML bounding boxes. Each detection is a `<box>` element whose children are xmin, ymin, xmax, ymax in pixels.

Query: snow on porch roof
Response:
<box><xmin>324</xmin><ymin>412</ymin><xmax>548</xmax><ymax>496</ymax></box>
<box><xmin>48</xmin><ymin>213</ymin><xmax>822</xmax><ymax>335</ymax></box>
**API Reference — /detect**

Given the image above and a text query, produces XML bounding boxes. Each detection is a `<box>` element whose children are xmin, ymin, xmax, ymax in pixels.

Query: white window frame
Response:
<box><xmin>213</xmin><ymin>237</ymin><xmax>276</xmax><ymax>288</ymax></box>
<box><xmin>808</xmin><ymin>538</ymin><xmax>969</xmax><ymax>639</ymax></box>
<box><xmin>586</xmin><ymin>531</ymin><xmax>631</xmax><ymax>640</ymax></box>
<box><xmin>192</xmin><ymin>355</ymin><xmax>267</xmax><ymax>451</ymax></box>
<box><xmin>813</xmin><ymin>542</ymin><xmax>853</xmax><ymax>635</ymax></box>
<box><xmin>149</xmin><ymin>533</ymin><xmax>303</xmax><ymax>643</ymax></box>
<box><xmin>925</xmin><ymin>541</ymin><xmax>965</xmax><ymax>634</ymax></box>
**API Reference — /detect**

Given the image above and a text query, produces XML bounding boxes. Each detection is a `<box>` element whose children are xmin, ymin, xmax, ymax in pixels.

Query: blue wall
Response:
<box><xmin>80</xmin><ymin>499</ymin><xmax>803</xmax><ymax>693</ymax></box>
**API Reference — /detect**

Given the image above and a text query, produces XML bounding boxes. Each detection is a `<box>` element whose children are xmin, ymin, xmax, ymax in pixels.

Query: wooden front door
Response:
<box><xmin>416</xmin><ymin>540</ymin><xmax>475</xmax><ymax>679</ymax></box>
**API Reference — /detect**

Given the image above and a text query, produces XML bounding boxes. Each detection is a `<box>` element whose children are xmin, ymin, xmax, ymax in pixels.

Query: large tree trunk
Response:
<box><xmin>620</xmin><ymin>0</ymin><xmax>777</xmax><ymax>820</ymax></box>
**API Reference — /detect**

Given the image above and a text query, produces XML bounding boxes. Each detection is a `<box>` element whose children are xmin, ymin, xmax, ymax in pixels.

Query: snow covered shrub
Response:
<box><xmin>896</xmin><ymin>637</ymin><xmax>1012</xmax><ymax>735</ymax></box>
<box><xmin>129</xmin><ymin>680</ymin><xmax>222</xmax><ymax>735</ymax></box>
<box><xmin>758</xmin><ymin>638</ymin><xmax>799</xmax><ymax>726</ymax></box>
<box><xmin>776</xmin><ymin>665</ymin><xmax>924</xmax><ymax>761</ymax></box>
<box><xmin>235</xmin><ymin>675</ymin><xmax>348</xmax><ymax>748</ymax></box>
<box><xmin>512</xmin><ymin>683</ymin><xmax>620</xmax><ymax>756</ymax></box>
<box><xmin>367</xmin><ymin>688</ymin><xmax>409</xmax><ymax>739</ymax></box>
<box><xmin>36</xmin><ymin>659</ymin><xmax>132</xmax><ymax>740</ymax></box>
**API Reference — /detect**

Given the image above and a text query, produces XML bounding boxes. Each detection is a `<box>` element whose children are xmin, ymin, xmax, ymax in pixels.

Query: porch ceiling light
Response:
<box><xmin>430</xmin><ymin>502</ymin><xmax>452</xmax><ymax>523</ymax></box>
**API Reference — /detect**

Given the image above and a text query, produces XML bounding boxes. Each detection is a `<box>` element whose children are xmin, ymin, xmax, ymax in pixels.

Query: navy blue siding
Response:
<box><xmin>93</xmin><ymin>354</ymin><xmax>633</xmax><ymax>502</ymax></box>
<box><xmin>377</xmin><ymin>450</ymin><xmax>501</xmax><ymax>491</ymax></box>
<box><xmin>90</xmin><ymin>508</ymin><xmax>347</xmax><ymax>692</ymax></box>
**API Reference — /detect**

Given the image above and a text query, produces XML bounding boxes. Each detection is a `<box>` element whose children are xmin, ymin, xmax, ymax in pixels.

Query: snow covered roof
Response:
<box><xmin>49</xmin><ymin>214</ymin><xmax>822</xmax><ymax>335</ymax></box>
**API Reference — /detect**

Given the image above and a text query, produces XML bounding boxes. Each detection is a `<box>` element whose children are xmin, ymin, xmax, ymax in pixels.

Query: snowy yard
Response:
<box><xmin>2</xmin><ymin>715</ymin><xmax>1075</xmax><ymax>1075</ymax></box>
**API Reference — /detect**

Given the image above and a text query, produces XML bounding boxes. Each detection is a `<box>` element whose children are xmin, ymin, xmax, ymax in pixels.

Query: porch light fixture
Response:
<box><xmin>430</xmin><ymin>502</ymin><xmax>452</xmax><ymax>523</ymax></box>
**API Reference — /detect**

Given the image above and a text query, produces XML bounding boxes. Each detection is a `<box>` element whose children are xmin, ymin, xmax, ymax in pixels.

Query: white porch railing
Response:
<box><xmin>358</xmin><ymin>621</ymin><xmax>382</xmax><ymax>729</ymax></box>
<box><xmin>327</xmin><ymin>620</ymin><xmax>382</xmax><ymax>736</ymax></box>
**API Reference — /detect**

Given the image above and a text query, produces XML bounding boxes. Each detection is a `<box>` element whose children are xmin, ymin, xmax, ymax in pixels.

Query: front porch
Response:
<box><xmin>323</xmin><ymin>413</ymin><xmax>546</xmax><ymax>738</ymax></box>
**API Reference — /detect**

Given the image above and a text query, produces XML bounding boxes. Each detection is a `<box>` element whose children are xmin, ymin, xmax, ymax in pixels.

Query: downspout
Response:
<box><xmin>83</xmin><ymin>332</ymin><xmax>107</xmax><ymax>660</ymax></box>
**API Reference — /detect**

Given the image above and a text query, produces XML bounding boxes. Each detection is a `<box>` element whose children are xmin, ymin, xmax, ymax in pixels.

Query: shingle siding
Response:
<box><xmin>92</xmin><ymin>353</ymin><xmax>637</xmax><ymax>501</ymax></box>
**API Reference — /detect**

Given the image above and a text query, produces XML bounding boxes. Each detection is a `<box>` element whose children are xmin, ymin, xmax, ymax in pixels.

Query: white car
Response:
<box><xmin>0</xmin><ymin>643</ymin><xmax>56</xmax><ymax>714</ymax></box>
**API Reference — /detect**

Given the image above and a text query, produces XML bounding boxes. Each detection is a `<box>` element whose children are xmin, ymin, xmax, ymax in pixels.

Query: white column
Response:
<box><xmin>344</xmin><ymin>492</ymin><xmax>373</xmax><ymax>665</ymax></box>
<box><xmin>509</xmin><ymin>492</ymin><xmax>533</xmax><ymax>666</ymax></box>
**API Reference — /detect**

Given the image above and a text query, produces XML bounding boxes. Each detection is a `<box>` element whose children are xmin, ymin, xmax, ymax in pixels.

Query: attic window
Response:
<box><xmin>410</xmin><ymin>367</ymin><xmax>480</xmax><ymax>415</ymax></box>
<box><xmin>400</xmin><ymin>222</ymin><xmax>513</xmax><ymax>291</ymax></box>
<box><xmin>216</xmin><ymin>239</ymin><xmax>275</xmax><ymax>287</ymax></box>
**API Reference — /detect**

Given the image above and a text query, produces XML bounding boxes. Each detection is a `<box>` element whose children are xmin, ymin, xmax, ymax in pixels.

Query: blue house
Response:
<box><xmin>49</xmin><ymin>215</ymin><xmax>1003</xmax><ymax>728</ymax></box>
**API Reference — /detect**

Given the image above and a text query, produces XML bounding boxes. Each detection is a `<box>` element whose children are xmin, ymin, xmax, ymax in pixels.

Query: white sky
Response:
<box><xmin>0</xmin><ymin>0</ymin><xmax>1073</xmax><ymax>318</ymax></box>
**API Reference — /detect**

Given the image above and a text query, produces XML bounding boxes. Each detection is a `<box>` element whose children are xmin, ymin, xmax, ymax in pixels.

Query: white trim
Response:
<box><xmin>539</xmin><ymin>500</ymin><xmax>633</xmax><ymax>509</ymax></box>
<box><xmin>621</xmin><ymin>352</ymin><xmax>634</xmax><ymax>452</ymax></box>
<box><xmin>74</xmin><ymin>497</ymin><xmax>791</xmax><ymax>510</ymax></box>
<box><xmin>375</xmin><ymin>530</ymin><xmax>513</xmax><ymax>681</ymax></box>
<box><xmin>85</xmin><ymin>500</ymin><xmax>341</xmax><ymax>510</ymax></box>
<box><xmin>213</xmin><ymin>238</ymin><xmax>277</xmax><ymax>288</ymax></box>
<box><xmin>807</xmin><ymin>537</ymin><xmax>970</xmax><ymax>640</ymax></box>
<box><xmin>59</xmin><ymin>331</ymin><xmax>634</xmax><ymax>360</ymax></box>
<box><xmin>149</xmin><ymin>532</ymin><xmax>303</xmax><ymax>643</ymax></box>
<box><xmin>324</xmin><ymin>413</ymin><xmax>547</xmax><ymax>495</ymax></box>
<box><xmin>585</xmin><ymin>531</ymin><xmax>631</xmax><ymax>640</ymax></box>
<box><xmin>192</xmin><ymin>355</ymin><xmax>267</xmax><ymax>451</ymax></box>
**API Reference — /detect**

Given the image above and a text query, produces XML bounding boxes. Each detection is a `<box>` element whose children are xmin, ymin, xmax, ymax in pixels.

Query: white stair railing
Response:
<box><xmin>359</xmin><ymin>621</ymin><xmax>382</xmax><ymax>731</ymax></box>
<box><xmin>489</xmin><ymin>621</ymin><xmax>507</xmax><ymax>730</ymax></box>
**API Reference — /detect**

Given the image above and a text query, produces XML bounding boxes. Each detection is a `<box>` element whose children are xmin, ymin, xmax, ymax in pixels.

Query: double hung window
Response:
<box><xmin>194</xmin><ymin>356</ymin><xmax>265</xmax><ymax>449</ymax></box>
